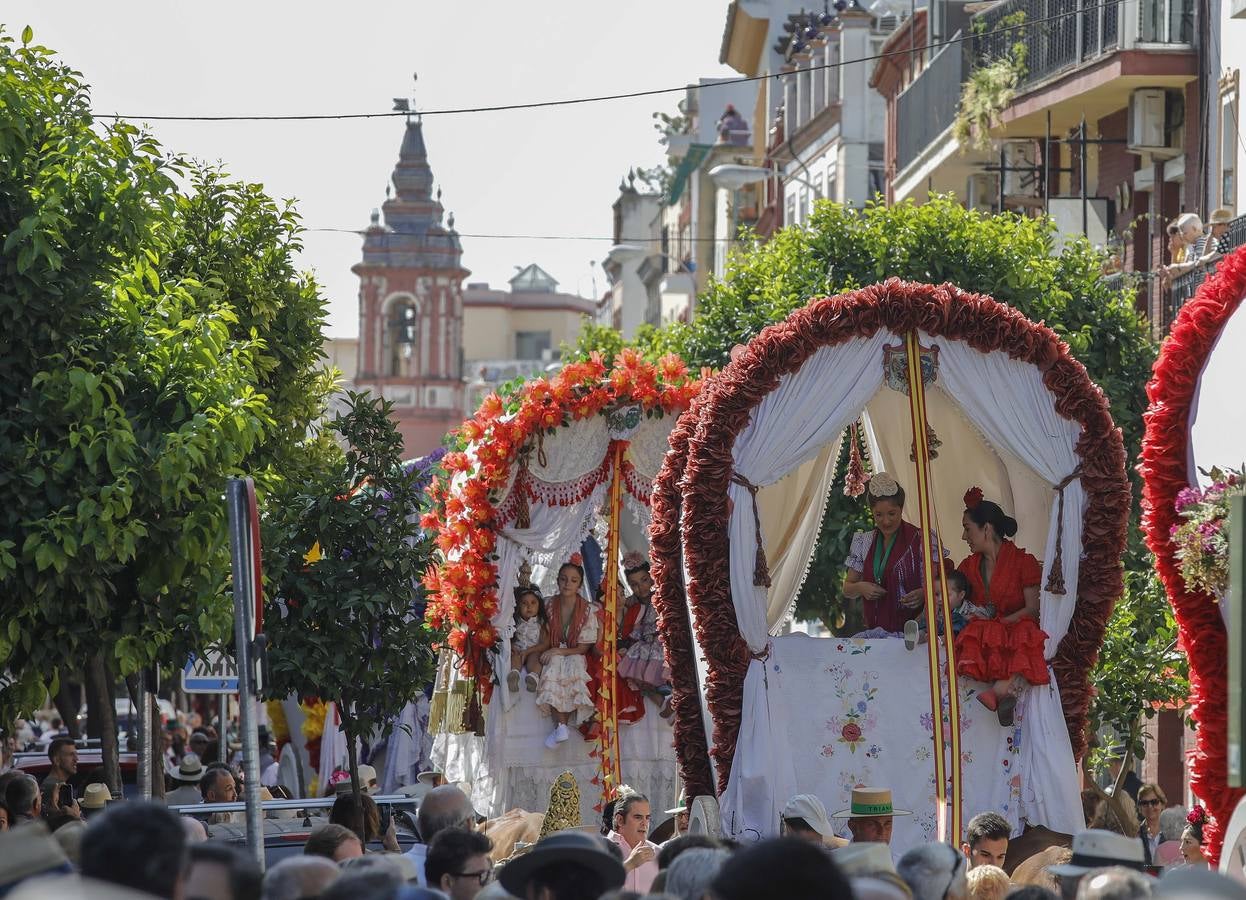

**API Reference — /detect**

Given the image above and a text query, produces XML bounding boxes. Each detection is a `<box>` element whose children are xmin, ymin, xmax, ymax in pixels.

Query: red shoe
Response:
<box><xmin>977</xmin><ymin>688</ymin><xmax>999</xmax><ymax>712</ymax></box>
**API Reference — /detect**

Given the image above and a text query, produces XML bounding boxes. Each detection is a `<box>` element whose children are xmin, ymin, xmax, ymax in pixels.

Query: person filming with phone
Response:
<box><xmin>42</xmin><ymin>736</ymin><xmax>78</xmax><ymax>792</ymax></box>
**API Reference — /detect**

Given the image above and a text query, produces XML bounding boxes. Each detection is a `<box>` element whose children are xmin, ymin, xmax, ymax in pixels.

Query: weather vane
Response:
<box><xmin>391</xmin><ymin>72</ymin><xmax>419</xmax><ymax>121</ymax></box>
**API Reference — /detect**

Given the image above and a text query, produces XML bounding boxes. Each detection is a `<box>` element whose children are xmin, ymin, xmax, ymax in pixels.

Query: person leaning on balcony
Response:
<box><xmin>1158</xmin><ymin>213</ymin><xmax>1205</xmax><ymax>283</ymax></box>
<box><xmin>1194</xmin><ymin>207</ymin><xmax>1235</xmax><ymax>267</ymax></box>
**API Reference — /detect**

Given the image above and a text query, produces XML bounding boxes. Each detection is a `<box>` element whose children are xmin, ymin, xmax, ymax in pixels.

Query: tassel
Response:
<box><xmin>515</xmin><ymin>451</ymin><xmax>531</xmax><ymax>530</ymax></box>
<box><xmin>731</xmin><ymin>472</ymin><xmax>772</xmax><ymax>588</ymax></box>
<box><xmin>1044</xmin><ymin>467</ymin><xmax>1082</xmax><ymax>595</ymax></box>
<box><xmin>844</xmin><ymin>421</ymin><xmax>868</xmax><ymax>497</ymax></box>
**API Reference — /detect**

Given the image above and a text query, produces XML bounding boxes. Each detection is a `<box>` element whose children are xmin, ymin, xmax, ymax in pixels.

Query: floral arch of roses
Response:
<box><xmin>1140</xmin><ymin>247</ymin><xmax>1246</xmax><ymax>865</ymax></box>
<box><xmin>650</xmin><ymin>279</ymin><xmax>1130</xmax><ymax>802</ymax></box>
<box><xmin>422</xmin><ymin>349</ymin><xmax>704</xmax><ymax>697</ymax></box>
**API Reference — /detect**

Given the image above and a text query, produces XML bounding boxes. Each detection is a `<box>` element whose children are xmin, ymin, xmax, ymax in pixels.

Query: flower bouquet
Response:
<box><xmin>1171</xmin><ymin>467</ymin><xmax>1245</xmax><ymax>597</ymax></box>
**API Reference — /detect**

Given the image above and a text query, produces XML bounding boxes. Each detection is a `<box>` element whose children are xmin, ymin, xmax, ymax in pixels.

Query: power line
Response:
<box><xmin>308</xmin><ymin>227</ymin><xmax>734</xmax><ymax>243</ymax></box>
<box><xmin>93</xmin><ymin>3</ymin><xmax>1115</xmax><ymax>123</ymax></box>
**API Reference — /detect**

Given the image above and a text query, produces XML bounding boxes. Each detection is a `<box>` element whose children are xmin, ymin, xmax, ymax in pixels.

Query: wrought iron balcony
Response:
<box><xmin>970</xmin><ymin>0</ymin><xmax>1193</xmax><ymax>92</ymax></box>
<box><xmin>1162</xmin><ymin>213</ymin><xmax>1246</xmax><ymax>328</ymax></box>
<box><xmin>896</xmin><ymin>40</ymin><xmax>969</xmax><ymax>173</ymax></box>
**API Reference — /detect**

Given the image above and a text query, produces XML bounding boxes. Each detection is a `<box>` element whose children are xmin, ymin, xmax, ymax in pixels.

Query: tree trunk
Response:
<box><xmin>150</xmin><ymin>692</ymin><xmax>165</xmax><ymax>800</ymax></box>
<box><xmin>342</xmin><ymin>705</ymin><xmax>365</xmax><ymax>844</ymax></box>
<box><xmin>85</xmin><ymin>652</ymin><xmax>121</xmax><ymax>795</ymax></box>
<box><xmin>52</xmin><ymin>680</ymin><xmax>82</xmax><ymax>739</ymax></box>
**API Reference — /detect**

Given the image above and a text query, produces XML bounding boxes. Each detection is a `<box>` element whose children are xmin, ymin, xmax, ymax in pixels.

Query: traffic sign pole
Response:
<box><xmin>227</xmin><ymin>478</ymin><xmax>265</xmax><ymax>870</ymax></box>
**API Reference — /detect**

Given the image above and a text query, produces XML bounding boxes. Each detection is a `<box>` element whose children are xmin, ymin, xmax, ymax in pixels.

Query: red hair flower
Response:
<box><xmin>1189</xmin><ymin>805</ymin><xmax>1208</xmax><ymax>826</ymax></box>
<box><xmin>964</xmin><ymin>486</ymin><xmax>984</xmax><ymax>509</ymax></box>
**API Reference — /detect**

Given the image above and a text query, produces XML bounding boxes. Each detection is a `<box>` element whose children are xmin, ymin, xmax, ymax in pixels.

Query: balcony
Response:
<box><xmin>971</xmin><ymin>0</ymin><xmax>1194</xmax><ymax>94</ymax></box>
<box><xmin>1162</xmin><ymin>213</ymin><xmax>1246</xmax><ymax>328</ymax></box>
<box><xmin>896</xmin><ymin>41</ymin><xmax>968</xmax><ymax>173</ymax></box>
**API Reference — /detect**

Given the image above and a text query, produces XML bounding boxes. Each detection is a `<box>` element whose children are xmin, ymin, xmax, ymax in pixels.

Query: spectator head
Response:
<box><xmin>6</xmin><ymin>773</ymin><xmax>40</xmax><ymax>819</ymax></box>
<box><xmin>898</xmin><ymin>842</ymin><xmax>968</xmax><ymax>900</ymax></box>
<box><xmin>304</xmin><ymin>823</ymin><xmax>364</xmax><ymax>863</ymax></box>
<box><xmin>664</xmin><ymin>846</ymin><xmax>730</xmax><ymax>900</ymax></box>
<box><xmin>711</xmin><ymin>838</ymin><xmax>851</xmax><ymax>900</ymax></box>
<box><xmin>1156</xmin><ymin>867</ymin><xmax>1246</xmax><ymax>900</ymax></box>
<box><xmin>1176</xmin><ymin>213</ymin><xmax>1205</xmax><ymax>242</ymax></box>
<box><xmin>1074</xmin><ymin>866</ymin><xmax>1153</xmax><ymax>900</ymax></box>
<box><xmin>657</xmin><ymin>834</ymin><xmax>721</xmax><ymax>870</ymax></box>
<box><xmin>182</xmin><ymin>816</ymin><xmax>209</xmax><ymax>844</ymax></box>
<box><xmin>0</xmin><ymin>821</ymin><xmax>73</xmax><ymax>891</ymax></box>
<box><xmin>425</xmin><ymin>827</ymin><xmax>493</xmax><ymax>900</ymax></box>
<box><xmin>1209</xmin><ymin>208</ymin><xmax>1234</xmax><ymax>236</ymax></box>
<box><xmin>831</xmin><ymin>842</ymin><xmax>904</xmax><ymax>895</ymax></box>
<box><xmin>962</xmin><ymin>812</ymin><xmax>1010</xmax><ymax>869</ymax></box>
<box><xmin>498</xmin><ymin>831</ymin><xmax>626</xmax><ymax>900</ymax></box>
<box><xmin>966</xmin><ymin>864</ymin><xmax>1010</xmax><ymax>900</ymax></box>
<box><xmin>1009</xmin><ymin>889</ymin><xmax>1061</xmax><ymax>900</ymax></box>
<box><xmin>0</xmin><ymin>805</ymin><xmax>9</xmax><ymax>831</ymax></box>
<box><xmin>341</xmin><ymin>853</ymin><xmax>417</xmax><ymax>881</ymax></box>
<box><xmin>186</xmin><ymin>841</ymin><xmax>262</xmax><ymax>900</ymax></box>
<box><xmin>318</xmin><ymin>868</ymin><xmax>403</xmax><ymax>900</ymax></box>
<box><xmin>612</xmin><ymin>793</ymin><xmax>652</xmax><ymax>847</ymax></box>
<box><xmin>189</xmin><ymin>731</ymin><xmax>210</xmax><ymax>754</ymax></box>
<box><xmin>1158</xmin><ymin>806</ymin><xmax>1189</xmax><ymax>843</ymax></box>
<box><xmin>47</xmin><ymin>737</ymin><xmax>78</xmax><ymax>777</ymax></box>
<box><xmin>1137</xmin><ymin>784</ymin><xmax>1166</xmax><ymax>830</ymax></box>
<box><xmin>262</xmin><ymin>856</ymin><xmax>340</xmax><ymax>900</ymax></box>
<box><xmin>417</xmin><ymin>785</ymin><xmax>475</xmax><ymax>845</ymax></box>
<box><xmin>79</xmin><ymin>801</ymin><xmax>189</xmax><ymax>899</ymax></box>
<box><xmin>329</xmin><ymin>792</ymin><xmax>381</xmax><ymax>843</ymax></box>
<box><xmin>79</xmin><ymin>783</ymin><xmax>112</xmax><ymax>821</ymax></box>
<box><xmin>201</xmin><ymin>767</ymin><xmax>238</xmax><ymax>803</ymax></box>
<box><xmin>1049</xmin><ymin>830</ymin><xmax>1145</xmax><ymax>900</ymax></box>
<box><xmin>780</xmin><ymin>794</ymin><xmax>835</xmax><ymax>845</ymax></box>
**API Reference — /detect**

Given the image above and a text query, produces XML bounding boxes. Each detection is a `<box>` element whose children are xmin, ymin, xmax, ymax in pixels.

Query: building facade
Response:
<box><xmin>351</xmin><ymin>117</ymin><xmax>468</xmax><ymax>457</ymax></box>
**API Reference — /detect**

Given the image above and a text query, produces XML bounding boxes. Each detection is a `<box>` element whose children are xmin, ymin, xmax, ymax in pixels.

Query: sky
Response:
<box><xmin>8</xmin><ymin>1</ymin><xmax>736</xmax><ymax>336</ymax></box>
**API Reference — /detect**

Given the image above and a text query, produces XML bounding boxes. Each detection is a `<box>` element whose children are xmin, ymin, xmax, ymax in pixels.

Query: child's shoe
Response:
<box><xmin>554</xmin><ymin>723</ymin><xmax>570</xmax><ymax>743</ymax></box>
<box><xmin>507</xmin><ymin>669</ymin><xmax>520</xmax><ymax>693</ymax></box>
<box><xmin>904</xmin><ymin>620</ymin><xmax>919</xmax><ymax>651</ymax></box>
<box><xmin>525</xmin><ymin>672</ymin><xmax>539</xmax><ymax>692</ymax></box>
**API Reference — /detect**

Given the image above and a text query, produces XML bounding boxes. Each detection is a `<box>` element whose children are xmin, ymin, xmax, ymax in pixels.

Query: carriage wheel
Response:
<box><xmin>687</xmin><ymin>794</ymin><xmax>722</xmax><ymax>838</ymax></box>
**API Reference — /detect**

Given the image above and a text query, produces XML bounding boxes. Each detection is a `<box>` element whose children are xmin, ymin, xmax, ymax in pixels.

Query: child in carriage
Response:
<box><xmin>904</xmin><ymin>568</ymin><xmax>995</xmax><ymax>649</ymax></box>
<box><xmin>508</xmin><ymin>584</ymin><xmax>550</xmax><ymax>693</ymax></box>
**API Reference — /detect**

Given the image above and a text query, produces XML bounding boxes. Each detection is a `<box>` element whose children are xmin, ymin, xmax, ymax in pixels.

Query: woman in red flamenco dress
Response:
<box><xmin>955</xmin><ymin>487</ymin><xmax>1049</xmax><ymax>727</ymax></box>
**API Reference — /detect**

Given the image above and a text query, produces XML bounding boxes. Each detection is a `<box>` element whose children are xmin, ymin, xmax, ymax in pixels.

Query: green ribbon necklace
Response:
<box><xmin>872</xmin><ymin>530</ymin><xmax>899</xmax><ymax>584</ymax></box>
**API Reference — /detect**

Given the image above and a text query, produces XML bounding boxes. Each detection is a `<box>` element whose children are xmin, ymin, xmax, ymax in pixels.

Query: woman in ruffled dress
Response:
<box><xmin>618</xmin><ymin>551</ymin><xmax>673</xmax><ymax>718</ymax></box>
<box><xmin>954</xmin><ymin>487</ymin><xmax>1049</xmax><ymax>727</ymax></box>
<box><xmin>536</xmin><ymin>558</ymin><xmax>598</xmax><ymax>749</ymax></box>
<box><xmin>842</xmin><ymin>472</ymin><xmax>947</xmax><ymax>636</ymax></box>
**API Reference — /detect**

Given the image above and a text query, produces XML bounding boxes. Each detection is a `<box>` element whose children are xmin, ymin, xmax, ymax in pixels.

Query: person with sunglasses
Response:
<box><xmin>425</xmin><ymin>827</ymin><xmax>493</xmax><ymax>900</ymax></box>
<box><xmin>1136</xmin><ymin>783</ymin><xmax>1167</xmax><ymax>866</ymax></box>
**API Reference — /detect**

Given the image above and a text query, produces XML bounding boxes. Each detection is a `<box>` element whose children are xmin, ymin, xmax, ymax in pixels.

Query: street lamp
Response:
<box><xmin>606</xmin><ymin>243</ymin><xmax>647</xmax><ymax>264</ymax></box>
<box><xmin>708</xmin><ymin>164</ymin><xmax>818</xmax><ymax>193</ymax></box>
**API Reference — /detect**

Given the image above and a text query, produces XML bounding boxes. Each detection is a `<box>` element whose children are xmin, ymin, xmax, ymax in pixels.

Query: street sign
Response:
<box><xmin>182</xmin><ymin>649</ymin><xmax>239</xmax><ymax>694</ymax></box>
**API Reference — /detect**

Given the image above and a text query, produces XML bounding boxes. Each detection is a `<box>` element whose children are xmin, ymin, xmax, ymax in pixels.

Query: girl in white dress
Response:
<box><xmin>535</xmin><ymin>560</ymin><xmax>599</xmax><ymax>748</ymax></box>
<box><xmin>508</xmin><ymin>586</ymin><xmax>550</xmax><ymax>694</ymax></box>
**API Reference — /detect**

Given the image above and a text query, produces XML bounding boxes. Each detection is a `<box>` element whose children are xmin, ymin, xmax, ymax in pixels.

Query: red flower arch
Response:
<box><xmin>1140</xmin><ymin>247</ymin><xmax>1246</xmax><ymax>865</ymax></box>
<box><xmin>652</xmin><ymin>279</ymin><xmax>1129</xmax><ymax>801</ymax></box>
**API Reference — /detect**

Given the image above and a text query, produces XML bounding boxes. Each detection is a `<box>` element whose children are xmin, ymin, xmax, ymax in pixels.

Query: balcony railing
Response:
<box><xmin>896</xmin><ymin>40</ymin><xmax>968</xmax><ymax>173</ymax></box>
<box><xmin>1162</xmin><ymin>213</ymin><xmax>1246</xmax><ymax>327</ymax></box>
<box><xmin>971</xmin><ymin>0</ymin><xmax>1192</xmax><ymax>93</ymax></box>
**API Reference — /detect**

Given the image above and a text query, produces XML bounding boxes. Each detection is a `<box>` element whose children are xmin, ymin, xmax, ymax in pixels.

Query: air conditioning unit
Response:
<box><xmin>1002</xmin><ymin>141</ymin><xmax>1040</xmax><ymax>198</ymax></box>
<box><xmin>1127</xmin><ymin>89</ymin><xmax>1182</xmax><ymax>158</ymax></box>
<box><xmin>966</xmin><ymin>173</ymin><xmax>1000</xmax><ymax>212</ymax></box>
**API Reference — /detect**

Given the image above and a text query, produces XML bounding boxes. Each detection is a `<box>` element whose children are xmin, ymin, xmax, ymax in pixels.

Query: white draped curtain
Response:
<box><xmin>717</xmin><ymin>331</ymin><xmax>1085</xmax><ymax>839</ymax></box>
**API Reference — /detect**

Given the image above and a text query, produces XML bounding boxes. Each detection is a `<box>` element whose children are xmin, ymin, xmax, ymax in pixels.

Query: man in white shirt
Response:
<box><xmin>606</xmin><ymin>792</ymin><xmax>659</xmax><ymax>893</ymax></box>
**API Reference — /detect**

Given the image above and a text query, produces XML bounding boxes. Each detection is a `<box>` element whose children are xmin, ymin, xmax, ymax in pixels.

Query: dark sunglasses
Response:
<box><xmin>452</xmin><ymin>868</ymin><xmax>493</xmax><ymax>886</ymax></box>
<box><xmin>1139</xmin><ymin>798</ymin><xmax>1163</xmax><ymax>807</ymax></box>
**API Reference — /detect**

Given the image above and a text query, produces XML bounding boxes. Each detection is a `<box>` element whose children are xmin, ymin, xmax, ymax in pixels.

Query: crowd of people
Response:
<box><xmin>0</xmin><ymin>771</ymin><xmax>1241</xmax><ymax>900</ymax></box>
<box><xmin>1157</xmin><ymin>208</ymin><xmax>1236</xmax><ymax>285</ymax></box>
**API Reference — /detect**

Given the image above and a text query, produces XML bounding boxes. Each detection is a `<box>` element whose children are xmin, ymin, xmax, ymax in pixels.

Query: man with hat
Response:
<box><xmin>833</xmin><ymin>787</ymin><xmax>912</xmax><ymax>846</ymax></box>
<box><xmin>1048</xmin><ymin>829</ymin><xmax>1146</xmax><ymax>899</ymax></box>
<box><xmin>79</xmin><ymin>783</ymin><xmax>112</xmax><ymax>821</ymax></box>
<box><xmin>165</xmin><ymin>753</ymin><xmax>206</xmax><ymax>806</ymax></box>
<box><xmin>498</xmin><ymin>831</ymin><xmax>626</xmax><ymax>900</ymax></box>
<box><xmin>782</xmin><ymin>794</ymin><xmax>849</xmax><ymax>848</ymax></box>
<box><xmin>664</xmin><ymin>791</ymin><xmax>688</xmax><ymax>841</ymax></box>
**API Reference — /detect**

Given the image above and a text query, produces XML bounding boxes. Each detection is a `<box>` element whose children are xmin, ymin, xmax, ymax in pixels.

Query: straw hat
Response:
<box><xmin>832</xmin><ymin>787</ymin><xmax>913</xmax><ymax>819</ymax></box>
<box><xmin>1209</xmin><ymin>207</ymin><xmax>1234</xmax><ymax>225</ymax></box>
<box><xmin>79</xmin><ymin>783</ymin><xmax>111</xmax><ymax>810</ymax></box>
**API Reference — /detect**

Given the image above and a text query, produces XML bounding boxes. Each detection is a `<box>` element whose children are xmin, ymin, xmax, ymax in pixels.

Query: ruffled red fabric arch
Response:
<box><xmin>1140</xmin><ymin>246</ymin><xmax>1246</xmax><ymax>864</ymax></box>
<box><xmin>652</xmin><ymin>279</ymin><xmax>1129</xmax><ymax>801</ymax></box>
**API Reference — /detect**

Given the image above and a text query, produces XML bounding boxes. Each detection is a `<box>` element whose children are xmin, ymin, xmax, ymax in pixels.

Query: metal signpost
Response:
<box><xmin>226</xmin><ymin>477</ymin><xmax>266</xmax><ymax>869</ymax></box>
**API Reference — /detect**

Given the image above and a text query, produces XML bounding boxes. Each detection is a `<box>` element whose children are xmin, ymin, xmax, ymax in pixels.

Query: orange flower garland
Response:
<box><xmin>424</xmin><ymin>351</ymin><xmax>704</xmax><ymax>698</ymax></box>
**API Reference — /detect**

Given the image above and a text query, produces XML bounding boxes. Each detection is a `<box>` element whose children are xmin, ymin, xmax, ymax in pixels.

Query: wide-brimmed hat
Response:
<box><xmin>498</xmin><ymin>831</ymin><xmax>625</xmax><ymax>894</ymax></box>
<box><xmin>166</xmin><ymin>752</ymin><xmax>205</xmax><ymax>782</ymax></box>
<box><xmin>1210</xmin><ymin>207</ymin><xmax>1235</xmax><ymax>225</ymax></box>
<box><xmin>666</xmin><ymin>790</ymin><xmax>688</xmax><ymax>815</ymax></box>
<box><xmin>80</xmin><ymin>783</ymin><xmax>112</xmax><ymax>810</ymax></box>
<box><xmin>782</xmin><ymin>793</ymin><xmax>836</xmax><ymax>837</ymax></box>
<box><xmin>417</xmin><ymin>770</ymin><xmax>444</xmax><ymax>786</ymax></box>
<box><xmin>1048</xmin><ymin>829</ymin><xmax>1145</xmax><ymax>877</ymax></box>
<box><xmin>333</xmin><ymin>764</ymin><xmax>379</xmax><ymax>794</ymax></box>
<box><xmin>832</xmin><ymin>841</ymin><xmax>897</xmax><ymax>875</ymax></box>
<box><xmin>832</xmin><ymin>787</ymin><xmax>912</xmax><ymax>819</ymax></box>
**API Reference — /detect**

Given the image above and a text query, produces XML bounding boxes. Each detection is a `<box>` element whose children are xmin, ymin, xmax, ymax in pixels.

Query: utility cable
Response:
<box><xmin>92</xmin><ymin>0</ymin><xmax>1121</xmax><ymax>123</ymax></box>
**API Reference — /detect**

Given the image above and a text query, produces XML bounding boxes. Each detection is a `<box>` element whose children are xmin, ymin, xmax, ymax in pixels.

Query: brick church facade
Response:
<box><xmin>351</xmin><ymin>116</ymin><xmax>466</xmax><ymax>457</ymax></box>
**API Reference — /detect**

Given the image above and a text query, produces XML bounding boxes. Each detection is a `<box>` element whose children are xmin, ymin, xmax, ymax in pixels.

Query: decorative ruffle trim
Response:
<box><xmin>497</xmin><ymin>457</ymin><xmax>614</xmax><ymax>526</ymax></box>
<box><xmin>652</xmin><ymin>280</ymin><xmax>1129</xmax><ymax>797</ymax></box>
<box><xmin>1140</xmin><ymin>246</ymin><xmax>1246</xmax><ymax>864</ymax></box>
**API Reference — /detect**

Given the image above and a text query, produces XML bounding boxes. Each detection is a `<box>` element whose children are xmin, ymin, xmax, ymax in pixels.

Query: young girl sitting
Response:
<box><xmin>617</xmin><ymin>551</ymin><xmax>673</xmax><ymax>717</ymax></box>
<box><xmin>508</xmin><ymin>586</ymin><xmax>550</xmax><ymax>693</ymax></box>
<box><xmin>536</xmin><ymin>558</ymin><xmax>598</xmax><ymax>748</ymax></box>
<box><xmin>905</xmin><ymin>569</ymin><xmax>995</xmax><ymax>649</ymax></box>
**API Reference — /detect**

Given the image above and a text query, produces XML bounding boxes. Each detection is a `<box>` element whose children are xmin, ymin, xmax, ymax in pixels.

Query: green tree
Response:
<box><xmin>261</xmin><ymin>392</ymin><xmax>439</xmax><ymax>822</ymax></box>
<box><xmin>0</xmin><ymin>29</ymin><xmax>333</xmax><ymax>790</ymax></box>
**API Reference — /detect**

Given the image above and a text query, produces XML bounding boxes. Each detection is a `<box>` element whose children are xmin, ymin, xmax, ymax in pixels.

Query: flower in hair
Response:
<box><xmin>964</xmin><ymin>486</ymin><xmax>984</xmax><ymax>509</ymax></box>
<box><xmin>868</xmin><ymin>472</ymin><xmax>900</xmax><ymax>498</ymax></box>
<box><xmin>1188</xmin><ymin>804</ymin><xmax>1207</xmax><ymax>826</ymax></box>
<box><xmin>622</xmin><ymin>550</ymin><xmax>647</xmax><ymax>571</ymax></box>
<box><xmin>568</xmin><ymin>552</ymin><xmax>583</xmax><ymax>566</ymax></box>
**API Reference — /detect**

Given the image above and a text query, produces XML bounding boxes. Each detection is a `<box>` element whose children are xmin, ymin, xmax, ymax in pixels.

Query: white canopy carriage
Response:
<box><xmin>651</xmin><ymin>281</ymin><xmax>1129</xmax><ymax>852</ymax></box>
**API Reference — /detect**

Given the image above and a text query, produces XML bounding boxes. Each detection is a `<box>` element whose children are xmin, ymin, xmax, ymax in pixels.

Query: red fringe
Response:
<box><xmin>652</xmin><ymin>280</ymin><xmax>1129</xmax><ymax>798</ymax></box>
<box><xmin>1140</xmin><ymin>246</ymin><xmax>1246</xmax><ymax>865</ymax></box>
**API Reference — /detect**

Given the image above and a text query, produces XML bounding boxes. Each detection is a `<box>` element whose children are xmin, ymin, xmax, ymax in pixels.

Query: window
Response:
<box><xmin>386</xmin><ymin>300</ymin><xmax>418</xmax><ymax>376</ymax></box>
<box><xmin>785</xmin><ymin>193</ymin><xmax>797</xmax><ymax>227</ymax></box>
<box><xmin>516</xmin><ymin>330</ymin><xmax>551</xmax><ymax>360</ymax></box>
<box><xmin>1221</xmin><ymin>76</ymin><xmax>1239</xmax><ymax>208</ymax></box>
<box><xmin>814</xmin><ymin>172</ymin><xmax>824</xmax><ymax>201</ymax></box>
<box><xmin>799</xmin><ymin>187</ymin><xmax>809</xmax><ymax>223</ymax></box>
<box><xmin>826</xmin><ymin>159</ymin><xmax>839</xmax><ymax>205</ymax></box>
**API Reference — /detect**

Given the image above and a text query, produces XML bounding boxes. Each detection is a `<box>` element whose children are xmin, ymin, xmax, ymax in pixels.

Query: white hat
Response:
<box><xmin>782</xmin><ymin>793</ymin><xmax>835</xmax><ymax>838</ymax></box>
<box><xmin>832</xmin><ymin>842</ymin><xmax>897</xmax><ymax>875</ymax></box>
<box><xmin>1048</xmin><ymin>829</ymin><xmax>1146</xmax><ymax>877</ymax></box>
<box><xmin>165</xmin><ymin>752</ymin><xmax>205</xmax><ymax>782</ymax></box>
<box><xmin>665</xmin><ymin>790</ymin><xmax>688</xmax><ymax>816</ymax></box>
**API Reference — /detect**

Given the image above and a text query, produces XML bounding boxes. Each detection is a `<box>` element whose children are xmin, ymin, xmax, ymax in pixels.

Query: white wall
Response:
<box><xmin>1207</xmin><ymin>0</ymin><xmax>1246</xmax><ymax>214</ymax></box>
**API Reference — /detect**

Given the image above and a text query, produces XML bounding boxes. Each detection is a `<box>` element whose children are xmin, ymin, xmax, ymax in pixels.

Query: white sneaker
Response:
<box><xmin>544</xmin><ymin>727</ymin><xmax>561</xmax><ymax>749</ymax></box>
<box><xmin>507</xmin><ymin>669</ymin><xmax>520</xmax><ymax>693</ymax></box>
<box><xmin>525</xmin><ymin>672</ymin><xmax>539</xmax><ymax>692</ymax></box>
<box><xmin>554</xmin><ymin>723</ymin><xmax>570</xmax><ymax>743</ymax></box>
<box><xmin>904</xmin><ymin>620</ymin><xmax>919</xmax><ymax>651</ymax></box>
